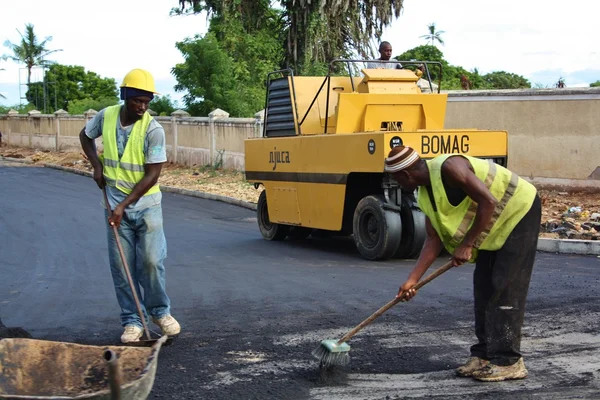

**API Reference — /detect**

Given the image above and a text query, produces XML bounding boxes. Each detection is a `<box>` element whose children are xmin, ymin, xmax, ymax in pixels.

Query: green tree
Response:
<box><xmin>150</xmin><ymin>95</ymin><xmax>178</xmax><ymax>116</ymax></box>
<box><xmin>67</xmin><ymin>97</ymin><xmax>119</xmax><ymax>115</ymax></box>
<box><xmin>396</xmin><ymin>44</ymin><xmax>446</xmax><ymax>63</ymax></box>
<box><xmin>174</xmin><ymin>0</ymin><xmax>404</xmax><ymax>74</ymax></box>
<box><xmin>590</xmin><ymin>80</ymin><xmax>600</xmax><ymax>87</ymax></box>
<box><xmin>420</xmin><ymin>23</ymin><xmax>445</xmax><ymax>47</ymax></box>
<box><xmin>172</xmin><ymin>6</ymin><xmax>284</xmax><ymax>117</ymax></box>
<box><xmin>0</xmin><ymin>103</ymin><xmax>36</xmax><ymax>114</ymax></box>
<box><xmin>396</xmin><ymin>45</ymin><xmax>452</xmax><ymax>86</ymax></box>
<box><xmin>173</xmin><ymin>32</ymin><xmax>275</xmax><ymax>117</ymax></box>
<box><xmin>2</xmin><ymin>23</ymin><xmax>62</xmax><ymax>87</ymax></box>
<box><xmin>482</xmin><ymin>71</ymin><xmax>531</xmax><ymax>89</ymax></box>
<box><xmin>26</xmin><ymin>64</ymin><xmax>118</xmax><ymax>113</ymax></box>
<box><xmin>396</xmin><ymin>45</ymin><xmax>531</xmax><ymax>90</ymax></box>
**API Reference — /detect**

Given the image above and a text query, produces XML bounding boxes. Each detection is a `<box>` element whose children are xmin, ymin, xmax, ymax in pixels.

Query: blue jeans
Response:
<box><xmin>104</xmin><ymin>204</ymin><xmax>171</xmax><ymax>328</ymax></box>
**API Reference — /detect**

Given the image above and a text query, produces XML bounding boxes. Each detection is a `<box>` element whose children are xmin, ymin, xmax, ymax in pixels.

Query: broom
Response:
<box><xmin>312</xmin><ymin>259</ymin><xmax>455</xmax><ymax>367</ymax></box>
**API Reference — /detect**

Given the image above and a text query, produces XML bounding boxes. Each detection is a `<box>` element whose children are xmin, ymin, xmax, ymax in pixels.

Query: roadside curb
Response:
<box><xmin>537</xmin><ymin>238</ymin><xmax>600</xmax><ymax>256</ymax></box>
<box><xmin>1</xmin><ymin>156</ymin><xmax>33</xmax><ymax>164</ymax></box>
<box><xmin>160</xmin><ymin>186</ymin><xmax>257</xmax><ymax>211</ymax></box>
<box><xmin>2</xmin><ymin>156</ymin><xmax>597</xmax><ymax>256</ymax></box>
<box><xmin>0</xmin><ymin>157</ymin><xmax>258</xmax><ymax>211</ymax></box>
<box><xmin>37</xmin><ymin>163</ymin><xmax>259</xmax><ymax>211</ymax></box>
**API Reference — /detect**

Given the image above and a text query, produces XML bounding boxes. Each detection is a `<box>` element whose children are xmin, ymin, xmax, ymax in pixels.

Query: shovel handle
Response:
<box><xmin>103</xmin><ymin>187</ymin><xmax>152</xmax><ymax>341</ymax></box>
<box><xmin>337</xmin><ymin>259</ymin><xmax>455</xmax><ymax>345</ymax></box>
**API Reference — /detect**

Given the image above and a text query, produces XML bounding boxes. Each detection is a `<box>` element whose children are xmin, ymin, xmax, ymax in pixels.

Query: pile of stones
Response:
<box><xmin>541</xmin><ymin>209</ymin><xmax>600</xmax><ymax>240</ymax></box>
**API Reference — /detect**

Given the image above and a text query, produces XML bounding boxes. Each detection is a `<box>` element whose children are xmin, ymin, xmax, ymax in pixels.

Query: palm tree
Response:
<box><xmin>2</xmin><ymin>23</ymin><xmax>62</xmax><ymax>87</ymax></box>
<box><xmin>420</xmin><ymin>23</ymin><xmax>445</xmax><ymax>47</ymax></box>
<box><xmin>175</xmin><ymin>0</ymin><xmax>404</xmax><ymax>72</ymax></box>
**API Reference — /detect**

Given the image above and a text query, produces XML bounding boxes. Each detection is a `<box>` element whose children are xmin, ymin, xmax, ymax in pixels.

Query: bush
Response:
<box><xmin>0</xmin><ymin>103</ymin><xmax>37</xmax><ymax>114</ymax></box>
<box><xmin>68</xmin><ymin>97</ymin><xmax>119</xmax><ymax>115</ymax></box>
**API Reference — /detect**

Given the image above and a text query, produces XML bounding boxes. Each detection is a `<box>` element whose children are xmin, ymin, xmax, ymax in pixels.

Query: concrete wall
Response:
<box><xmin>445</xmin><ymin>88</ymin><xmax>600</xmax><ymax>180</ymax></box>
<box><xmin>1</xmin><ymin>88</ymin><xmax>599</xmax><ymax>181</ymax></box>
<box><xmin>0</xmin><ymin>108</ymin><xmax>263</xmax><ymax>170</ymax></box>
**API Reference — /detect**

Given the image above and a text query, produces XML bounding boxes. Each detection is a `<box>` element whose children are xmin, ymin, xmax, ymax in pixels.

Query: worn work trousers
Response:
<box><xmin>105</xmin><ymin>204</ymin><xmax>171</xmax><ymax>328</ymax></box>
<box><xmin>470</xmin><ymin>194</ymin><xmax>541</xmax><ymax>366</ymax></box>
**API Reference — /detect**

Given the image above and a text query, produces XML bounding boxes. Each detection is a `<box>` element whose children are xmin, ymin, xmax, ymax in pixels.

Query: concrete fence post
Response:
<box><xmin>254</xmin><ymin>109</ymin><xmax>265</xmax><ymax>138</ymax></box>
<box><xmin>6</xmin><ymin>109</ymin><xmax>19</xmax><ymax>146</ymax></box>
<box><xmin>27</xmin><ymin>110</ymin><xmax>41</xmax><ymax>149</ymax></box>
<box><xmin>171</xmin><ymin>110</ymin><xmax>190</xmax><ymax>165</ymax></box>
<box><xmin>54</xmin><ymin>109</ymin><xmax>68</xmax><ymax>151</ymax></box>
<box><xmin>208</xmin><ymin>108</ymin><xmax>229</xmax><ymax>166</ymax></box>
<box><xmin>84</xmin><ymin>109</ymin><xmax>98</xmax><ymax>122</ymax></box>
<box><xmin>171</xmin><ymin>115</ymin><xmax>178</xmax><ymax>164</ymax></box>
<box><xmin>84</xmin><ymin>109</ymin><xmax>99</xmax><ymax>149</ymax></box>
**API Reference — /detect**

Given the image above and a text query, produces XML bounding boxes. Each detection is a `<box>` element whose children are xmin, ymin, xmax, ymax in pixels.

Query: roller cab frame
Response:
<box><xmin>245</xmin><ymin>59</ymin><xmax>508</xmax><ymax>261</ymax></box>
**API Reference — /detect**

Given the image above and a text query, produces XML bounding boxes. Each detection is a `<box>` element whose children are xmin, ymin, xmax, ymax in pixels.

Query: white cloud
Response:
<box><xmin>382</xmin><ymin>0</ymin><xmax>600</xmax><ymax>81</ymax></box>
<box><xmin>1</xmin><ymin>0</ymin><xmax>599</xmax><ymax>106</ymax></box>
<box><xmin>1</xmin><ymin>0</ymin><xmax>207</xmax><ymax>105</ymax></box>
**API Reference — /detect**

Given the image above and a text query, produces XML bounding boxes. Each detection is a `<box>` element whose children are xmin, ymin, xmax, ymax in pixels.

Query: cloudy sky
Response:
<box><xmin>1</xmin><ymin>0</ymin><xmax>598</xmax><ymax>107</ymax></box>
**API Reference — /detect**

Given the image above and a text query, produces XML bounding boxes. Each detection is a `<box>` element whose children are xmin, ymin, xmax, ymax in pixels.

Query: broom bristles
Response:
<box><xmin>311</xmin><ymin>342</ymin><xmax>351</xmax><ymax>367</ymax></box>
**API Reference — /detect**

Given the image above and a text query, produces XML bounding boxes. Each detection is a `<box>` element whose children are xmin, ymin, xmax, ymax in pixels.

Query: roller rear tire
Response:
<box><xmin>257</xmin><ymin>190</ymin><xmax>289</xmax><ymax>241</ymax></box>
<box><xmin>353</xmin><ymin>195</ymin><xmax>402</xmax><ymax>261</ymax></box>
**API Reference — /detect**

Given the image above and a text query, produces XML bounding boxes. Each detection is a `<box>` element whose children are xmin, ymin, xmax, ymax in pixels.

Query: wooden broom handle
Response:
<box><xmin>103</xmin><ymin>187</ymin><xmax>152</xmax><ymax>341</ymax></box>
<box><xmin>337</xmin><ymin>260</ymin><xmax>455</xmax><ymax>345</ymax></box>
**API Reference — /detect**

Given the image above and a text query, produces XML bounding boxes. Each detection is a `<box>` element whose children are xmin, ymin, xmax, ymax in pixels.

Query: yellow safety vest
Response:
<box><xmin>101</xmin><ymin>105</ymin><xmax>160</xmax><ymax>196</ymax></box>
<box><xmin>417</xmin><ymin>155</ymin><xmax>537</xmax><ymax>261</ymax></box>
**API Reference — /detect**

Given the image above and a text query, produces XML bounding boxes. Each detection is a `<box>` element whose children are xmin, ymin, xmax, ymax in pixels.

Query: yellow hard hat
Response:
<box><xmin>120</xmin><ymin>69</ymin><xmax>159</xmax><ymax>94</ymax></box>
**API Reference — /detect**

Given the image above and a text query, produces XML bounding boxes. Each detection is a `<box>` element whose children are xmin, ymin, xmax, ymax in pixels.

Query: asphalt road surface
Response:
<box><xmin>1</xmin><ymin>160</ymin><xmax>599</xmax><ymax>399</ymax></box>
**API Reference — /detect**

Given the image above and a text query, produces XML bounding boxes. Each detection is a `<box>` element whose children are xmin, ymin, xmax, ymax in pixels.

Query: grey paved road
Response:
<box><xmin>1</xmin><ymin>161</ymin><xmax>599</xmax><ymax>399</ymax></box>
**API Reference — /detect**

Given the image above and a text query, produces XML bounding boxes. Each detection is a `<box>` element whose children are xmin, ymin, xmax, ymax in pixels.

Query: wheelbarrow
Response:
<box><xmin>0</xmin><ymin>335</ymin><xmax>167</xmax><ymax>399</ymax></box>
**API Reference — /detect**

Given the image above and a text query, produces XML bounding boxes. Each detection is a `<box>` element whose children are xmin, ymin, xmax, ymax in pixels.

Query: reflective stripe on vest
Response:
<box><xmin>101</xmin><ymin>105</ymin><xmax>160</xmax><ymax>196</ymax></box>
<box><xmin>417</xmin><ymin>155</ymin><xmax>537</xmax><ymax>258</ymax></box>
<box><xmin>103</xmin><ymin>158</ymin><xmax>145</xmax><ymax>172</ymax></box>
<box><xmin>451</xmin><ymin>160</ymin><xmax>496</xmax><ymax>244</ymax></box>
<box><xmin>473</xmin><ymin>171</ymin><xmax>519</xmax><ymax>247</ymax></box>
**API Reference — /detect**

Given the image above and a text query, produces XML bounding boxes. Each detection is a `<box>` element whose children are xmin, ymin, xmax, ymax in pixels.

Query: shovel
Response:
<box><xmin>102</xmin><ymin>186</ymin><xmax>172</xmax><ymax>347</ymax></box>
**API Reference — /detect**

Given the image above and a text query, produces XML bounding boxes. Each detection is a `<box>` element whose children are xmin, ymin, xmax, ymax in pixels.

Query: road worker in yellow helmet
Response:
<box><xmin>79</xmin><ymin>69</ymin><xmax>181</xmax><ymax>343</ymax></box>
<box><xmin>120</xmin><ymin>68</ymin><xmax>159</xmax><ymax>94</ymax></box>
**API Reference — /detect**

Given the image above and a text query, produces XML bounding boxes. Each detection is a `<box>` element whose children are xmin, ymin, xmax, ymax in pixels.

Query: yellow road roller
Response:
<box><xmin>244</xmin><ymin>60</ymin><xmax>508</xmax><ymax>261</ymax></box>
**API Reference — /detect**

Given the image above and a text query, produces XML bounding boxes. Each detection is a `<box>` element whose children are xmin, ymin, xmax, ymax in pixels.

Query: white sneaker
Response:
<box><xmin>121</xmin><ymin>325</ymin><xmax>143</xmax><ymax>343</ymax></box>
<box><xmin>152</xmin><ymin>314</ymin><xmax>181</xmax><ymax>336</ymax></box>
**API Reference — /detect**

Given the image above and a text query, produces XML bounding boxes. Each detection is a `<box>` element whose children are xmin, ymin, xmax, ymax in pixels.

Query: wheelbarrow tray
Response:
<box><xmin>0</xmin><ymin>336</ymin><xmax>167</xmax><ymax>399</ymax></box>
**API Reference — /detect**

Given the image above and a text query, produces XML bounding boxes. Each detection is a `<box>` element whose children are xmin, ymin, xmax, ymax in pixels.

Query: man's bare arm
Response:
<box><xmin>442</xmin><ymin>157</ymin><xmax>497</xmax><ymax>263</ymax></box>
<box><xmin>397</xmin><ymin>217</ymin><xmax>443</xmax><ymax>299</ymax></box>
<box><xmin>79</xmin><ymin>128</ymin><xmax>104</xmax><ymax>188</ymax></box>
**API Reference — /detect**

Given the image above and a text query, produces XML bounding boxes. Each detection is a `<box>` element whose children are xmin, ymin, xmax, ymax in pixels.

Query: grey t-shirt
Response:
<box><xmin>366</xmin><ymin>60</ymin><xmax>403</xmax><ymax>69</ymax></box>
<box><xmin>85</xmin><ymin>107</ymin><xmax>167</xmax><ymax>211</ymax></box>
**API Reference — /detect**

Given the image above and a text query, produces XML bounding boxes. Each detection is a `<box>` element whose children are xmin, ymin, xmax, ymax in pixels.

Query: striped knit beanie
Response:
<box><xmin>384</xmin><ymin>146</ymin><xmax>420</xmax><ymax>173</ymax></box>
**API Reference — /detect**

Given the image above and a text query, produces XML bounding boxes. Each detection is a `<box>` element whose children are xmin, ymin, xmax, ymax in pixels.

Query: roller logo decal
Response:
<box><xmin>269</xmin><ymin>147</ymin><xmax>290</xmax><ymax>171</ymax></box>
<box><xmin>421</xmin><ymin>135</ymin><xmax>470</xmax><ymax>155</ymax></box>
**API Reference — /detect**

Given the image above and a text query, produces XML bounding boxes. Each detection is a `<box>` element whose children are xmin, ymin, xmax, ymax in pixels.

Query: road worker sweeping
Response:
<box><xmin>79</xmin><ymin>69</ymin><xmax>180</xmax><ymax>343</ymax></box>
<box><xmin>388</xmin><ymin>145</ymin><xmax>541</xmax><ymax>382</ymax></box>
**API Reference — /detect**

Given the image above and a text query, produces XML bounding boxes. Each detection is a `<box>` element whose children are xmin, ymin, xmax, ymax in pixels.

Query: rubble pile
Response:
<box><xmin>540</xmin><ymin>197</ymin><xmax>600</xmax><ymax>240</ymax></box>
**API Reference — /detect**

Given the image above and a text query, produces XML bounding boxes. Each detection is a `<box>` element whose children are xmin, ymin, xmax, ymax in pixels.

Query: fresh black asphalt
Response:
<box><xmin>1</xmin><ymin>161</ymin><xmax>599</xmax><ymax>399</ymax></box>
